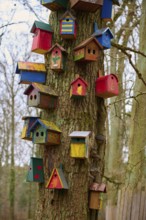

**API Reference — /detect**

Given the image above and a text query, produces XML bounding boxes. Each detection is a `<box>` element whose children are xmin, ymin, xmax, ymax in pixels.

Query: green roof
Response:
<box><xmin>30</xmin><ymin>20</ymin><xmax>53</xmax><ymax>33</ymax></box>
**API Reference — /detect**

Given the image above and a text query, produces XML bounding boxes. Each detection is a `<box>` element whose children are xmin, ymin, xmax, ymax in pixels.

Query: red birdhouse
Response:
<box><xmin>95</xmin><ymin>74</ymin><xmax>119</xmax><ymax>98</ymax></box>
<box><xmin>30</xmin><ymin>21</ymin><xmax>53</xmax><ymax>54</ymax></box>
<box><xmin>70</xmin><ymin>76</ymin><xmax>88</xmax><ymax>98</ymax></box>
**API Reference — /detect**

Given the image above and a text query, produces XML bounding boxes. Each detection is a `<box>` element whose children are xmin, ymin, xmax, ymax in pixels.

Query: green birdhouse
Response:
<box><xmin>41</xmin><ymin>0</ymin><xmax>68</xmax><ymax>11</ymax></box>
<box><xmin>26</xmin><ymin>157</ymin><xmax>44</xmax><ymax>183</ymax></box>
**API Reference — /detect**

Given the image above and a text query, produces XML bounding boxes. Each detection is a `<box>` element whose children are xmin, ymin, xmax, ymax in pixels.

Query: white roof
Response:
<box><xmin>69</xmin><ymin>131</ymin><xmax>91</xmax><ymax>138</ymax></box>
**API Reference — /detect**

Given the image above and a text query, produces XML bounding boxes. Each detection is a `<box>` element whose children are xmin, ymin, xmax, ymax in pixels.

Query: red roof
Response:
<box><xmin>71</xmin><ymin>77</ymin><xmax>88</xmax><ymax>86</ymax></box>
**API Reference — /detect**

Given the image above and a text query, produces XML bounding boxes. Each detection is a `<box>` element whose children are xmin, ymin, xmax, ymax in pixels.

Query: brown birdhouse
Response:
<box><xmin>70</xmin><ymin>0</ymin><xmax>103</xmax><ymax>12</ymax></box>
<box><xmin>70</xmin><ymin>76</ymin><xmax>88</xmax><ymax>98</ymax></box>
<box><xmin>74</xmin><ymin>37</ymin><xmax>102</xmax><ymax>62</ymax></box>
<box><xmin>89</xmin><ymin>183</ymin><xmax>106</xmax><ymax>210</ymax></box>
<box><xmin>48</xmin><ymin>43</ymin><xmax>67</xmax><ymax>72</ymax></box>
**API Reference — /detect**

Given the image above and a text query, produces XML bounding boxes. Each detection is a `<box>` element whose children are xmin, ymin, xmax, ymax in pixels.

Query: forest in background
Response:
<box><xmin>0</xmin><ymin>0</ymin><xmax>146</xmax><ymax>219</ymax></box>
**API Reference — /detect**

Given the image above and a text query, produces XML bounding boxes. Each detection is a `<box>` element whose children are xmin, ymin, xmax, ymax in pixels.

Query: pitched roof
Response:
<box><xmin>29</xmin><ymin>119</ymin><xmax>61</xmax><ymax>133</ymax></box>
<box><xmin>92</xmin><ymin>27</ymin><xmax>114</xmax><ymax>39</ymax></box>
<box><xmin>30</xmin><ymin>20</ymin><xmax>53</xmax><ymax>33</ymax></box>
<box><xmin>16</xmin><ymin>62</ymin><xmax>46</xmax><ymax>74</ymax></box>
<box><xmin>48</xmin><ymin>43</ymin><xmax>67</xmax><ymax>53</ymax></box>
<box><xmin>71</xmin><ymin>77</ymin><xmax>88</xmax><ymax>86</ymax></box>
<box><xmin>59</xmin><ymin>10</ymin><xmax>76</xmax><ymax>20</ymax></box>
<box><xmin>24</xmin><ymin>83</ymin><xmax>58</xmax><ymax>96</ymax></box>
<box><xmin>74</xmin><ymin>37</ymin><xmax>103</xmax><ymax>51</ymax></box>
<box><xmin>69</xmin><ymin>131</ymin><xmax>91</xmax><ymax>138</ymax></box>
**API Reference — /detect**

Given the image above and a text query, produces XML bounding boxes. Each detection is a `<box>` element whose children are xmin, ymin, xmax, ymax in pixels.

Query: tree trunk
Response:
<box><xmin>35</xmin><ymin>9</ymin><xmax>106</xmax><ymax>220</ymax></box>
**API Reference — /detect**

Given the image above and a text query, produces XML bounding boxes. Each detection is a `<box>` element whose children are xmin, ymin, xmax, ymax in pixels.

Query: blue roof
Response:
<box><xmin>92</xmin><ymin>27</ymin><xmax>114</xmax><ymax>39</ymax></box>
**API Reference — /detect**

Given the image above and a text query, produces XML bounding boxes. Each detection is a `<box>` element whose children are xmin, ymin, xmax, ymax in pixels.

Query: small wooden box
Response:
<box><xmin>26</xmin><ymin>157</ymin><xmax>44</xmax><ymax>183</ymax></box>
<box><xmin>21</xmin><ymin>116</ymin><xmax>39</xmax><ymax>140</ymax></box>
<box><xmin>70</xmin><ymin>0</ymin><xmax>103</xmax><ymax>12</ymax></box>
<box><xmin>41</xmin><ymin>0</ymin><xmax>68</xmax><ymax>11</ymax></box>
<box><xmin>95</xmin><ymin>74</ymin><xmax>119</xmax><ymax>98</ymax></box>
<box><xmin>70</xmin><ymin>77</ymin><xmax>88</xmax><ymax>98</ymax></box>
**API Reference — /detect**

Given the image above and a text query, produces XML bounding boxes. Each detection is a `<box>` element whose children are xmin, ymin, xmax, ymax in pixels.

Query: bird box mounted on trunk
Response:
<box><xmin>48</xmin><ymin>43</ymin><xmax>68</xmax><ymax>72</ymax></box>
<box><xmin>30</xmin><ymin>21</ymin><xmax>53</xmax><ymax>54</ymax></box>
<box><xmin>15</xmin><ymin>61</ymin><xmax>47</xmax><ymax>84</ymax></box>
<box><xmin>70</xmin><ymin>76</ymin><xmax>88</xmax><ymax>98</ymax></box>
<box><xmin>24</xmin><ymin>83</ymin><xmax>58</xmax><ymax>109</ymax></box>
<box><xmin>46</xmin><ymin>168</ymin><xmax>69</xmax><ymax>189</ymax></box>
<box><xmin>41</xmin><ymin>0</ymin><xmax>68</xmax><ymax>11</ymax></box>
<box><xmin>26</xmin><ymin>157</ymin><xmax>44</xmax><ymax>183</ymax></box>
<box><xmin>70</xmin><ymin>0</ymin><xmax>103</xmax><ymax>12</ymax></box>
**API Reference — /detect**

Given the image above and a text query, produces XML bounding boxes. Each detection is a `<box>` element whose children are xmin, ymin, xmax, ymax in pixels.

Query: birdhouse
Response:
<box><xmin>30</xmin><ymin>21</ymin><xmax>53</xmax><ymax>54</ymax></box>
<box><xmin>70</xmin><ymin>0</ymin><xmax>103</xmax><ymax>12</ymax></box>
<box><xmin>70</xmin><ymin>76</ymin><xmax>88</xmax><ymax>98</ymax></box>
<box><xmin>92</xmin><ymin>24</ymin><xmax>114</xmax><ymax>49</ymax></box>
<box><xmin>101</xmin><ymin>0</ymin><xmax>114</xmax><ymax>21</ymax></box>
<box><xmin>74</xmin><ymin>37</ymin><xmax>102</xmax><ymax>62</ymax></box>
<box><xmin>95</xmin><ymin>74</ymin><xmax>119</xmax><ymax>98</ymax></box>
<box><xmin>46</xmin><ymin>168</ymin><xmax>69</xmax><ymax>189</ymax></box>
<box><xmin>89</xmin><ymin>183</ymin><xmax>106</xmax><ymax>210</ymax></box>
<box><xmin>29</xmin><ymin>119</ymin><xmax>61</xmax><ymax>146</ymax></box>
<box><xmin>21</xmin><ymin>116</ymin><xmax>40</xmax><ymax>140</ymax></box>
<box><xmin>60</xmin><ymin>11</ymin><xmax>77</xmax><ymax>40</ymax></box>
<box><xmin>26</xmin><ymin>157</ymin><xmax>44</xmax><ymax>183</ymax></box>
<box><xmin>15</xmin><ymin>62</ymin><xmax>47</xmax><ymax>84</ymax></box>
<box><xmin>48</xmin><ymin>43</ymin><xmax>68</xmax><ymax>72</ymax></box>
<box><xmin>41</xmin><ymin>0</ymin><xmax>68</xmax><ymax>11</ymax></box>
<box><xmin>24</xmin><ymin>83</ymin><xmax>58</xmax><ymax>109</ymax></box>
<box><xmin>69</xmin><ymin>131</ymin><xmax>91</xmax><ymax>158</ymax></box>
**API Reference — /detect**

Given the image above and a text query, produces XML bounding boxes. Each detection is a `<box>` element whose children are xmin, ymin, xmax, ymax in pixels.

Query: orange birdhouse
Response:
<box><xmin>70</xmin><ymin>76</ymin><xmax>88</xmax><ymax>98</ymax></box>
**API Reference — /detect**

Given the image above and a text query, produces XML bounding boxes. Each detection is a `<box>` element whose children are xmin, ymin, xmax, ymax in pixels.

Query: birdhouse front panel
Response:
<box><xmin>97</xmin><ymin>30</ymin><xmax>113</xmax><ymax>49</ymax></box>
<box><xmin>41</xmin><ymin>0</ymin><xmax>68</xmax><ymax>11</ymax></box>
<box><xmin>33</xmin><ymin>126</ymin><xmax>47</xmax><ymax>144</ymax></box>
<box><xmin>101</xmin><ymin>0</ymin><xmax>113</xmax><ymax>21</ymax></box>
<box><xmin>70</xmin><ymin>77</ymin><xmax>88</xmax><ymax>98</ymax></box>
<box><xmin>85</xmin><ymin>41</ymin><xmax>100</xmax><ymax>61</ymax></box>
<box><xmin>89</xmin><ymin>191</ymin><xmax>100</xmax><ymax>210</ymax></box>
<box><xmin>70</xmin><ymin>0</ymin><xmax>103</xmax><ymax>12</ymax></box>
<box><xmin>21</xmin><ymin>117</ymin><xmax>39</xmax><ymax>140</ymax></box>
<box><xmin>27</xmin><ymin>88</ymin><xmax>40</xmax><ymax>107</ymax></box>
<box><xmin>50</xmin><ymin>47</ymin><xmax>63</xmax><ymax>71</ymax></box>
<box><xmin>95</xmin><ymin>74</ymin><xmax>119</xmax><ymax>98</ymax></box>
<box><xmin>26</xmin><ymin>157</ymin><xmax>44</xmax><ymax>183</ymax></box>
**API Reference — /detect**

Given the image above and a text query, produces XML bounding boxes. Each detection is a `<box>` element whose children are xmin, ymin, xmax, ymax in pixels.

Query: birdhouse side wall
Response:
<box><xmin>89</xmin><ymin>191</ymin><xmax>100</xmax><ymax>210</ymax></box>
<box><xmin>41</xmin><ymin>0</ymin><xmax>68</xmax><ymax>11</ymax></box>
<box><xmin>70</xmin><ymin>143</ymin><xmax>87</xmax><ymax>158</ymax></box>
<box><xmin>39</xmin><ymin>94</ymin><xmax>58</xmax><ymax>109</ymax></box>
<box><xmin>85</xmin><ymin>41</ymin><xmax>100</xmax><ymax>61</ymax></box>
<box><xmin>47</xmin><ymin>131</ymin><xmax>61</xmax><ymax>145</ymax></box>
<box><xmin>106</xmin><ymin>75</ymin><xmax>119</xmax><ymax>96</ymax></box>
<box><xmin>74</xmin><ymin>48</ymin><xmax>85</xmax><ymax>61</ymax></box>
<box><xmin>27</xmin><ymin>89</ymin><xmax>40</xmax><ymax>107</ymax></box>
<box><xmin>70</xmin><ymin>0</ymin><xmax>103</xmax><ymax>12</ymax></box>
<box><xmin>101</xmin><ymin>0</ymin><xmax>112</xmax><ymax>21</ymax></box>
<box><xmin>20</xmin><ymin>71</ymin><xmax>46</xmax><ymax>84</ymax></box>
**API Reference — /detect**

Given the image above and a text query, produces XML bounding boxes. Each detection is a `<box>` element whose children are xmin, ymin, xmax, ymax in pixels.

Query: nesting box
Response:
<box><xmin>70</xmin><ymin>0</ymin><xmax>103</xmax><ymax>12</ymax></box>
<box><xmin>24</xmin><ymin>83</ymin><xmax>58</xmax><ymax>109</ymax></box>
<box><xmin>46</xmin><ymin>168</ymin><xmax>69</xmax><ymax>189</ymax></box>
<box><xmin>15</xmin><ymin>62</ymin><xmax>47</xmax><ymax>84</ymax></box>
<box><xmin>29</xmin><ymin>119</ymin><xmax>61</xmax><ymax>146</ymax></box>
<box><xmin>70</xmin><ymin>76</ymin><xmax>88</xmax><ymax>98</ymax></box>
<box><xmin>95</xmin><ymin>74</ymin><xmax>119</xmax><ymax>98</ymax></box>
<box><xmin>60</xmin><ymin>11</ymin><xmax>77</xmax><ymax>40</ymax></box>
<box><xmin>48</xmin><ymin>43</ymin><xmax>67</xmax><ymax>72</ymax></box>
<box><xmin>89</xmin><ymin>183</ymin><xmax>106</xmax><ymax>210</ymax></box>
<box><xmin>21</xmin><ymin>116</ymin><xmax>40</xmax><ymax>140</ymax></box>
<box><xmin>30</xmin><ymin>21</ymin><xmax>53</xmax><ymax>54</ymax></box>
<box><xmin>26</xmin><ymin>157</ymin><xmax>44</xmax><ymax>183</ymax></box>
<box><xmin>101</xmin><ymin>0</ymin><xmax>113</xmax><ymax>21</ymax></box>
<box><xmin>41</xmin><ymin>0</ymin><xmax>68</xmax><ymax>11</ymax></box>
<box><xmin>74</xmin><ymin>37</ymin><xmax>102</xmax><ymax>62</ymax></box>
<box><xmin>92</xmin><ymin>24</ymin><xmax>114</xmax><ymax>49</ymax></box>
<box><xmin>69</xmin><ymin>131</ymin><xmax>91</xmax><ymax>158</ymax></box>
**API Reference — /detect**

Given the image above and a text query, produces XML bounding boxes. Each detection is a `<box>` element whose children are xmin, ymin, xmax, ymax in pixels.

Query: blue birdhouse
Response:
<box><xmin>101</xmin><ymin>0</ymin><xmax>120</xmax><ymax>21</ymax></box>
<box><xmin>92</xmin><ymin>23</ymin><xmax>114</xmax><ymax>49</ymax></box>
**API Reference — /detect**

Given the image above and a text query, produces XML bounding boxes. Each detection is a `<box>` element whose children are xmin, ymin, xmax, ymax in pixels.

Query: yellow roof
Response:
<box><xmin>40</xmin><ymin>120</ymin><xmax>61</xmax><ymax>133</ymax></box>
<box><xmin>17</xmin><ymin>62</ymin><xmax>46</xmax><ymax>72</ymax></box>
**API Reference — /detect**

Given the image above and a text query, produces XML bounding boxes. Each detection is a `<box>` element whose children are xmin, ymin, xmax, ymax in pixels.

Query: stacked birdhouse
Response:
<box><xmin>16</xmin><ymin>0</ymin><xmax>120</xmax><ymax>211</ymax></box>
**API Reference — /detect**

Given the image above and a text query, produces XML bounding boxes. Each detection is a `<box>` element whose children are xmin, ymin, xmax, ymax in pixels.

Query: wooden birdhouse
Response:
<box><xmin>30</xmin><ymin>21</ymin><xmax>53</xmax><ymax>54</ymax></box>
<box><xmin>60</xmin><ymin>11</ymin><xmax>77</xmax><ymax>40</ymax></box>
<box><xmin>24</xmin><ymin>83</ymin><xmax>58</xmax><ymax>109</ymax></box>
<box><xmin>29</xmin><ymin>119</ymin><xmax>61</xmax><ymax>146</ymax></box>
<box><xmin>95</xmin><ymin>74</ymin><xmax>119</xmax><ymax>98</ymax></box>
<box><xmin>89</xmin><ymin>183</ymin><xmax>106</xmax><ymax>210</ymax></box>
<box><xmin>70</xmin><ymin>0</ymin><xmax>103</xmax><ymax>12</ymax></box>
<box><xmin>26</xmin><ymin>157</ymin><xmax>44</xmax><ymax>183</ymax></box>
<box><xmin>21</xmin><ymin>116</ymin><xmax>40</xmax><ymax>141</ymax></box>
<box><xmin>16</xmin><ymin>61</ymin><xmax>47</xmax><ymax>84</ymax></box>
<box><xmin>46</xmin><ymin>168</ymin><xmax>69</xmax><ymax>189</ymax></box>
<box><xmin>70</xmin><ymin>76</ymin><xmax>88</xmax><ymax>98</ymax></box>
<box><xmin>69</xmin><ymin>131</ymin><xmax>91</xmax><ymax>158</ymax></box>
<box><xmin>41</xmin><ymin>0</ymin><xmax>68</xmax><ymax>11</ymax></box>
<box><xmin>74</xmin><ymin>37</ymin><xmax>102</xmax><ymax>62</ymax></box>
<box><xmin>48</xmin><ymin>43</ymin><xmax>67</xmax><ymax>72</ymax></box>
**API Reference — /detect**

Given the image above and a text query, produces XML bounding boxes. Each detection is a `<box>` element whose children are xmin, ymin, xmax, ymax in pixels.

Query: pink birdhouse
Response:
<box><xmin>95</xmin><ymin>74</ymin><xmax>119</xmax><ymax>98</ymax></box>
<box><xmin>70</xmin><ymin>76</ymin><xmax>88</xmax><ymax>98</ymax></box>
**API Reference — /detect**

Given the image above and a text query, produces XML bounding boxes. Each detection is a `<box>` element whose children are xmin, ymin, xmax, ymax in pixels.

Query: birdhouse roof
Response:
<box><xmin>30</xmin><ymin>20</ymin><xmax>53</xmax><ymax>33</ymax></box>
<box><xmin>74</xmin><ymin>37</ymin><xmax>103</xmax><ymax>51</ymax></box>
<box><xmin>71</xmin><ymin>77</ymin><xmax>88</xmax><ymax>86</ymax></box>
<box><xmin>59</xmin><ymin>10</ymin><xmax>76</xmax><ymax>21</ymax></box>
<box><xmin>16</xmin><ymin>62</ymin><xmax>46</xmax><ymax>74</ymax></box>
<box><xmin>22</xmin><ymin>116</ymin><xmax>40</xmax><ymax>120</ymax></box>
<box><xmin>90</xmin><ymin>183</ymin><xmax>107</xmax><ymax>193</ymax></box>
<box><xmin>48</xmin><ymin>43</ymin><xmax>67</xmax><ymax>54</ymax></box>
<box><xmin>92</xmin><ymin>27</ymin><xmax>114</xmax><ymax>39</ymax></box>
<box><xmin>24</xmin><ymin>83</ymin><xmax>58</xmax><ymax>96</ymax></box>
<box><xmin>113</xmin><ymin>0</ymin><xmax>120</xmax><ymax>6</ymax></box>
<box><xmin>29</xmin><ymin>119</ymin><xmax>61</xmax><ymax>133</ymax></box>
<box><xmin>46</xmin><ymin>168</ymin><xmax>69</xmax><ymax>189</ymax></box>
<box><xmin>69</xmin><ymin>131</ymin><xmax>91</xmax><ymax>138</ymax></box>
